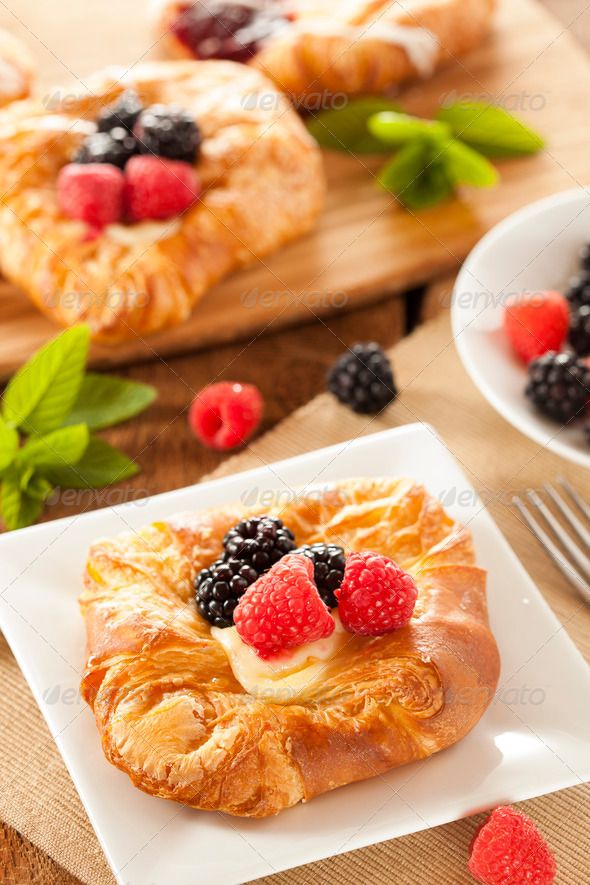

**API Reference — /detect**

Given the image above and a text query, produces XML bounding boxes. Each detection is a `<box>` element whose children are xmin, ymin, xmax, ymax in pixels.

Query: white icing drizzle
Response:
<box><xmin>0</xmin><ymin>58</ymin><xmax>23</xmax><ymax>98</ymax></box>
<box><xmin>293</xmin><ymin>19</ymin><xmax>439</xmax><ymax>78</ymax></box>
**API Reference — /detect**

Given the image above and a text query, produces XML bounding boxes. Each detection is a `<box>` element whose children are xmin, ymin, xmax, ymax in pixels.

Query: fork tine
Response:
<box><xmin>526</xmin><ymin>490</ymin><xmax>590</xmax><ymax>581</ymax></box>
<box><xmin>544</xmin><ymin>482</ymin><xmax>590</xmax><ymax>548</ymax></box>
<box><xmin>558</xmin><ymin>476</ymin><xmax>590</xmax><ymax>521</ymax></box>
<box><xmin>513</xmin><ymin>496</ymin><xmax>590</xmax><ymax>606</ymax></box>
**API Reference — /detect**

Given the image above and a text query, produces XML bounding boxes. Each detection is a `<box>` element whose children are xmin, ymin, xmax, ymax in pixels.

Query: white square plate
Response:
<box><xmin>1</xmin><ymin>424</ymin><xmax>589</xmax><ymax>885</ymax></box>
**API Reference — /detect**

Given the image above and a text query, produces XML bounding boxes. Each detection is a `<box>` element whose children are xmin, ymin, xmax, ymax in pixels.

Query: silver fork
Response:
<box><xmin>513</xmin><ymin>477</ymin><xmax>590</xmax><ymax>607</ymax></box>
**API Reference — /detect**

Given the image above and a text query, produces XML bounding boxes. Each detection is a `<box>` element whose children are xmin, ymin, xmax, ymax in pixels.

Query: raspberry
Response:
<box><xmin>504</xmin><ymin>290</ymin><xmax>570</xmax><ymax>364</ymax></box>
<box><xmin>189</xmin><ymin>381</ymin><xmax>263</xmax><ymax>450</ymax></box>
<box><xmin>57</xmin><ymin>162</ymin><xmax>124</xmax><ymax>228</ymax></box>
<box><xmin>335</xmin><ymin>551</ymin><xmax>418</xmax><ymax>635</ymax></box>
<box><xmin>124</xmin><ymin>155</ymin><xmax>201</xmax><ymax>221</ymax></box>
<box><xmin>468</xmin><ymin>806</ymin><xmax>556</xmax><ymax>885</ymax></box>
<box><xmin>234</xmin><ymin>554</ymin><xmax>335</xmax><ymax>659</ymax></box>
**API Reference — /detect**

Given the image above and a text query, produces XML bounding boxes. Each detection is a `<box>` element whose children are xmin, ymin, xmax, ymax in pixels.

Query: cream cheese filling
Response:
<box><xmin>212</xmin><ymin>613</ymin><xmax>349</xmax><ymax>704</ymax></box>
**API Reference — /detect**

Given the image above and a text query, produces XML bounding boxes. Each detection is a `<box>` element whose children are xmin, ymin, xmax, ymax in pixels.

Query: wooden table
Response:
<box><xmin>1</xmin><ymin>0</ymin><xmax>588</xmax><ymax>882</ymax></box>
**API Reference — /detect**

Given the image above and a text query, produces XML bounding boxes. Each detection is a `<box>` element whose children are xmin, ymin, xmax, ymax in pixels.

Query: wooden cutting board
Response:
<box><xmin>0</xmin><ymin>0</ymin><xmax>588</xmax><ymax>379</ymax></box>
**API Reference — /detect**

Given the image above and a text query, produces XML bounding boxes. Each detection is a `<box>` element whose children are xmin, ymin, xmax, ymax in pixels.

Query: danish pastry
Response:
<box><xmin>154</xmin><ymin>0</ymin><xmax>496</xmax><ymax>103</ymax></box>
<box><xmin>0</xmin><ymin>61</ymin><xmax>324</xmax><ymax>342</ymax></box>
<box><xmin>0</xmin><ymin>29</ymin><xmax>34</xmax><ymax>106</ymax></box>
<box><xmin>80</xmin><ymin>477</ymin><xmax>500</xmax><ymax>817</ymax></box>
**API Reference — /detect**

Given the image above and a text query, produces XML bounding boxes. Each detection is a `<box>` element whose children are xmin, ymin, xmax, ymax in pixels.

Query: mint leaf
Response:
<box><xmin>64</xmin><ymin>374</ymin><xmax>156</xmax><ymax>431</ymax></box>
<box><xmin>442</xmin><ymin>139</ymin><xmax>498</xmax><ymax>187</ymax></box>
<box><xmin>40</xmin><ymin>436</ymin><xmax>139</xmax><ymax>489</ymax></box>
<box><xmin>0</xmin><ymin>417</ymin><xmax>19</xmax><ymax>473</ymax></box>
<box><xmin>368</xmin><ymin>111</ymin><xmax>451</xmax><ymax>147</ymax></box>
<box><xmin>22</xmin><ymin>472</ymin><xmax>54</xmax><ymax>501</ymax></box>
<box><xmin>378</xmin><ymin>141</ymin><xmax>454</xmax><ymax>210</ymax></box>
<box><xmin>2</xmin><ymin>325</ymin><xmax>90</xmax><ymax>435</ymax></box>
<box><xmin>18</xmin><ymin>424</ymin><xmax>90</xmax><ymax>470</ymax></box>
<box><xmin>1</xmin><ymin>471</ymin><xmax>44</xmax><ymax>530</ymax></box>
<box><xmin>307</xmin><ymin>98</ymin><xmax>402</xmax><ymax>153</ymax></box>
<box><xmin>437</xmin><ymin>102</ymin><xmax>544</xmax><ymax>157</ymax></box>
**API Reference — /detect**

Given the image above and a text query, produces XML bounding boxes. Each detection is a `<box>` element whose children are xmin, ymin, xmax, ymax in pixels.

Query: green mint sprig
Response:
<box><xmin>307</xmin><ymin>99</ymin><xmax>544</xmax><ymax>210</ymax></box>
<box><xmin>0</xmin><ymin>325</ymin><xmax>156</xmax><ymax>530</ymax></box>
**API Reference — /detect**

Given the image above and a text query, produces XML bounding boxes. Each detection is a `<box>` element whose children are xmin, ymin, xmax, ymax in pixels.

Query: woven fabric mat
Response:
<box><xmin>1</xmin><ymin>311</ymin><xmax>589</xmax><ymax>885</ymax></box>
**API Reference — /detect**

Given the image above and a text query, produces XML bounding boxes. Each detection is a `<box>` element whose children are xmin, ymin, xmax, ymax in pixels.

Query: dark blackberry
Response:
<box><xmin>565</xmin><ymin>273</ymin><xmax>590</xmax><ymax>312</ymax></box>
<box><xmin>73</xmin><ymin>127</ymin><xmax>138</xmax><ymax>168</ymax></box>
<box><xmin>292</xmin><ymin>543</ymin><xmax>345</xmax><ymax>608</ymax></box>
<box><xmin>327</xmin><ymin>342</ymin><xmax>397</xmax><ymax>414</ymax></box>
<box><xmin>134</xmin><ymin>104</ymin><xmax>202</xmax><ymax>163</ymax></box>
<box><xmin>170</xmin><ymin>1</ymin><xmax>290</xmax><ymax>64</ymax></box>
<box><xmin>580</xmin><ymin>243</ymin><xmax>590</xmax><ymax>272</ymax></box>
<box><xmin>569</xmin><ymin>305</ymin><xmax>590</xmax><ymax>356</ymax></box>
<box><xmin>223</xmin><ymin>516</ymin><xmax>296</xmax><ymax>574</ymax></box>
<box><xmin>525</xmin><ymin>351</ymin><xmax>590</xmax><ymax>424</ymax></box>
<box><xmin>97</xmin><ymin>90</ymin><xmax>143</xmax><ymax>133</ymax></box>
<box><xmin>195</xmin><ymin>557</ymin><xmax>258</xmax><ymax>628</ymax></box>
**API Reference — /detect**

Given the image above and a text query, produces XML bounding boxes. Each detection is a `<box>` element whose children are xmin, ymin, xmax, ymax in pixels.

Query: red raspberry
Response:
<box><xmin>469</xmin><ymin>806</ymin><xmax>556</xmax><ymax>885</ymax></box>
<box><xmin>189</xmin><ymin>381</ymin><xmax>263</xmax><ymax>450</ymax></box>
<box><xmin>504</xmin><ymin>290</ymin><xmax>569</xmax><ymax>364</ymax></box>
<box><xmin>124</xmin><ymin>155</ymin><xmax>201</xmax><ymax>221</ymax></box>
<box><xmin>234</xmin><ymin>554</ymin><xmax>335</xmax><ymax>659</ymax></box>
<box><xmin>335</xmin><ymin>551</ymin><xmax>417</xmax><ymax>635</ymax></box>
<box><xmin>57</xmin><ymin>162</ymin><xmax>124</xmax><ymax>227</ymax></box>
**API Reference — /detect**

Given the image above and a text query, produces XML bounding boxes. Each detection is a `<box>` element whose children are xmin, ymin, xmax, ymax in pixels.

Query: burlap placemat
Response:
<box><xmin>2</xmin><ymin>311</ymin><xmax>589</xmax><ymax>884</ymax></box>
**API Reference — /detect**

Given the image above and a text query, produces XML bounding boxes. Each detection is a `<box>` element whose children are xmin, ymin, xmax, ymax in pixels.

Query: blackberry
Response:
<box><xmin>170</xmin><ymin>1</ymin><xmax>289</xmax><ymax>64</ymax></box>
<box><xmin>73</xmin><ymin>127</ymin><xmax>138</xmax><ymax>168</ymax></box>
<box><xmin>327</xmin><ymin>342</ymin><xmax>397</xmax><ymax>414</ymax></box>
<box><xmin>223</xmin><ymin>516</ymin><xmax>296</xmax><ymax>574</ymax></box>
<box><xmin>292</xmin><ymin>543</ymin><xmax>345</xmax><ymax>608</ymax></box>
<box><xmin>565</xmin><ymin>273</ymin><xmax>590</xmax><ymax>312</ymax></box>
<box><xmin>97</xmin><ymin>90</ymin><xmax>143</xmax><ymax>133</ymax></box>
<box><xmin>134</xmin><ymin>104</ymin><xmax>202</xmax><ymax>163</ymax></box>
<box><xmin>568</xmin><ymin>305</ymin><xmax>590</xmax><ymax>356</ymax></box>
<box><xmin>525</xmin><ymin>351</ymin><xmax>590</xmax><ymax>424</ymax></box>
<box><xmin>195</xmin><ymin>557</ymin><xmax>258</xmax><ymax>628</ymax></box>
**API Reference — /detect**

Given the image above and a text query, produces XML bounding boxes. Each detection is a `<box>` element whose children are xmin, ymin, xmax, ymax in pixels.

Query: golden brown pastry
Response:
<box><xmin>0</xmin><ymin>61</ymin><xmax>324</xmax><ymax>342</ymax></box>
<box><xmin>0</xmin><ymin>28</ymin><xmax>34</xmax><ymax>106</ymax></box>
<box><xmin>80</xmin><ymin>477</ymin><xmax>500</xmax><ymax>817</ymax></box>
<box><xmin>155</xmin><ymin>0</ymin><xmax>496</xmax><ymax>103</ymax></box>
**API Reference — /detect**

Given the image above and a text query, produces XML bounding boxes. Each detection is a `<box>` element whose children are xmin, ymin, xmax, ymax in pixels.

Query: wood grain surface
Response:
<box><xmin>1</xmin><ymin>0</ymin><xmax>589</xmax><ymax>882</ymax></box>
<box><xmin>1</xmin><ymin>0</ymin><xmax>590</xmax><ymax>377</ymax></box>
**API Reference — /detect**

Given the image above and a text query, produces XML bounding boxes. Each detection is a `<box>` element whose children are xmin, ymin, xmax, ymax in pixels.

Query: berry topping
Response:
<box><xmin>73</xmin><ymin>127</ymin><xmax>139</xmax><ymax>169</ymax></box>
<box><xmin>504</xmin><ymin>290</ymin><xmax>570</xmax><ymax>364</ymax></box>
<box><xmin>565</xmin><ymin>273</ymin><xmax>590</xmax><ymax>312</ymax></box>
<box><xmin>568</xmin><ymin>304</ymin><xmax>590</xmax><ymax>356</ymax></box>
<box><xmin>468</xmin><ymin>806</ymin><xmax>556</xmax><ymax>885</ymax></box>
<box><xmin>134</xmin><ymin>104</ymin><xmax>202</xmax><ymax>164</ymax></box>
<box><xmin>525</xmin><ymin>351</ymin><xmax>590</xmax><ymax>423</ymax></box>
<box><xmin>580</xmin><ymin>242</ymin><xmax>590</xmax><ymax>272</ymax></box>
<box><xmin>124</xmin><ymin>155</ymin><xmax>201</xmax><ymax>221</ymax></box>
<box><xmin>171</xmin><ymin>1</ymin><xmax>290</xmax><ymax>64</ymax></box>
<box><xmin>195</xmin><ymin>557</ymin><xmax>258</xmax><ymax>628</ymax></box>
<box><xmin>234</xmin><ymin>554</ymin><xmax>335</xmax><ymax>659</ymax></box>
<box><xmin>223</xmin><ymin>516</ymin><xmax>295</xmax><ymax>573</ymax></box>
<box><xmin>292</xmin><ymin>543</ymin><xmax>345</xmax><ymax>608</ymax></box>
<box><xmin>327</xmin><ymin>343</ymin><xmax>397</xmax><ymax>414</ymax></box>
<box><xmin>97</xmin><ymin>90</ymin><xmax>144</xmax><ymax>133</ymax></box>
<box><xmin>189</xmin><ymin>381</ymin><xmax>263</xmax><ymax>450</ymax></box>
<box><xmin>335</xmin><ymin>551</ymin><xmax>418</xmax><ymax>635</ymax></box>
<box><xmin>57</xmin><ymin>163</ymin><xmax>124</xmax><ymax>228</ymax></box>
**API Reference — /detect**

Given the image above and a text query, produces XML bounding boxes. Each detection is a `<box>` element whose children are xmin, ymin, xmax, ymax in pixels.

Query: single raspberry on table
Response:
<box><xmin>468</xmin><ymin>806</ymin><xmax>556</xmax><ymax>885</ymax></box>
<box><xmin>124</xmin><ymin>155</ymin><xmax>201</xmax><ymax>221</ymax></box>
<box><xmin>335</xmin><ymin>551</ymin><xmax>418</xmax><ymax>635</ymax></box>
<box><xmin>57</xmin><ymin>162</ymin><xmax>124</xmax><ymax>227</ymax></box>
<box><xmin>504</xmin><ymin>290</ymin><xmax>570</xmax><ymax>364</ymax></box>
<box><xmin>234</xmin><ymin>554</ymin><xmax>335</xmax><ymax>659</ymax></box>
<box><xmin>189</xmin><ymin>381</ymin><xmax>263</xmax><ymax>450</ymax></box>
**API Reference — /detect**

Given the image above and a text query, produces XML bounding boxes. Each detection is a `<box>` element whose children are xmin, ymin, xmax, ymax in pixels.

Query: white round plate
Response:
<box><xmin>452</xmin><ymin>187</ymin><xmax>590</xmax><ymax>468</ymax></box>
